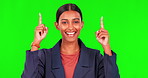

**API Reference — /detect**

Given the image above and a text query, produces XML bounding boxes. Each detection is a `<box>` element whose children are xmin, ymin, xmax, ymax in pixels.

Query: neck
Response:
<box><xmin>60</xmin><ymin>38</ymin><xmax>80</xmax><ymax>55</ymax></box>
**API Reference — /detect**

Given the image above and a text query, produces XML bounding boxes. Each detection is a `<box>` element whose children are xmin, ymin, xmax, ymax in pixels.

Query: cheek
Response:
<box><xmin>59</xmin><ymin>24</ymin><xmax>68</xmax><ymax>30</ymax></box>
<box><xmin>59</xmin><ymin>25</ymin><xmax>67</xmax><ymax>35</ymax></box>
<box><xmin>74</xmin><ymin>25</ymin><xmax>82</xmax><ymax>30</ymax></box>
<box><xmin>73</xmin><ymin>23</ymin><xmax>82</xmax><ymax>29</ymax></box>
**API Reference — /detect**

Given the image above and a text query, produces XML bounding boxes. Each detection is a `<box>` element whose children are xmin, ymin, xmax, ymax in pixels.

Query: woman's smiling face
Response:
<box><xmin>55</xmin><ymin>10</ymin><xmax>83</xmax><ymax>42</ymax></box>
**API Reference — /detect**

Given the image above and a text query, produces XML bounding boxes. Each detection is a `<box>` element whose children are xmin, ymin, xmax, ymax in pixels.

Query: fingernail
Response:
<box><xmin>97</xmin><ymin>38</ymin><xmax>99</xmax><ymax>40</ymax></box>
<box><xmin>97</xmin><ymin>31</ymin><xmax>99</xmax><ymax>34</ymax></box>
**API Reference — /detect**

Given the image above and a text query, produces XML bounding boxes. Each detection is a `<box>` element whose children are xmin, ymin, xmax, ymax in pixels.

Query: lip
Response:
<box><xmin>65</xmin><ymin>32</ymin><xmax>76</xmax><ymax>37</ymax></box>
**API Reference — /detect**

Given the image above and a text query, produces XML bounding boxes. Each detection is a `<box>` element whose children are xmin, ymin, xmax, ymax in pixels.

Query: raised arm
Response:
<box><xmin>96</xmin><ymin>17</ymin><xmax>120</xmax><ymax>78</ymax></box>
<box><xmin>21</xmin><ymin>13</ymin><xmax>48</xmax><ymax>78</ymax></box>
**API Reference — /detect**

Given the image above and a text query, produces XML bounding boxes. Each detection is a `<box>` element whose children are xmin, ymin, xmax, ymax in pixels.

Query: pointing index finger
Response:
<box><xmin>100</xmin><ymin>16</ymin><xmax>104</xmax><ymax>29</ymax></box>
<box><xmin>39</xmin><ymin>13</ymin><xmax>42</xmax><ymax>25</ymax></box>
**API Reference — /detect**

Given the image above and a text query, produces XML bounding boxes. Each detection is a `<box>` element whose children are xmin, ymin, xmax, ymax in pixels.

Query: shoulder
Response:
<box><xmin>86</xmin><ymin>47</ymin><xmax>101</xmax><ymax>55</ymax></box>
<box><xmin>38</xmin><ymin>48</ymin><xmax>52</xmax><ymax>55</ymax></box>
<box><xmin>85</xmin><ymin>47</ymin><xmax>104</xmax><ymax>65</ymax></box>
<box><xmin>85</xmin><ymin>47</ymin><xmax>103</xmax><ymax>59</ymax></box>
<box><xmin>26</xmin><ymin>48</ymin><xmax>53</xmax><ymax>58</ymax></box>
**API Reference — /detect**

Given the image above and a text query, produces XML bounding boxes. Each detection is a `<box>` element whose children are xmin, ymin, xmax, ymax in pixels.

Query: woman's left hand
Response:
<box><xmin>95</xmin><ymin>16</ymin><xmax>112</xmax><ymax>56</ymax></box>
<box><xmin>96</xmin><ymin>28</ymin><xmax>109</xmax><ymax>46</ymax></box>
<box><xmin>96</xmin><ymin>16</ymin><xmax>109</xmax><ymax>46</ymax></box>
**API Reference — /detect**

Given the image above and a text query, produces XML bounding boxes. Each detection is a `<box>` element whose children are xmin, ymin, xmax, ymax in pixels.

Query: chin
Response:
<box><xmin>62</xmin><ymin>37</ymin><xmax>78</xmax><ymax>43</ymax></box>
<box><xmin>67</xmin><ymin>37</ymin><xmax>78</xmax><ymax>42</ymax></box>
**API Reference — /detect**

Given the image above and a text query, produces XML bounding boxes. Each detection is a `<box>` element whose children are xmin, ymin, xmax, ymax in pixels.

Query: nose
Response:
<box><xmin>67</xmin><ymin>22</ymin><xmax>74</xmax><ymax>30</ymax></box>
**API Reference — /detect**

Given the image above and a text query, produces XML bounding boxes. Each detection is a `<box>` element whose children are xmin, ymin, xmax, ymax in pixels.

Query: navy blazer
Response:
<box><xmin>22</xmin><ymin>38</ymin><xmax>120</xmax><ymax>78</ymax></box>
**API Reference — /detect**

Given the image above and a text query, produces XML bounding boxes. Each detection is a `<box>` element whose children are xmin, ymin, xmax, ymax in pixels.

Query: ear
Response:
<box><xmin>80</xmin><ymin>21</ymin><xmax>84</xmax><ymax>29</ymax></box>
<box><xmin>54</xmin><ymin>22</ymin><xmax>60</xmax><ymax>30</ymax></box>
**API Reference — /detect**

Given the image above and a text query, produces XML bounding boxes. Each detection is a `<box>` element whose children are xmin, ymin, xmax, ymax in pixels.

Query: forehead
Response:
<box><xmin>59</xmin><ymin>10</ymin><xmax>81</xmax><ymax>20</ymax></box>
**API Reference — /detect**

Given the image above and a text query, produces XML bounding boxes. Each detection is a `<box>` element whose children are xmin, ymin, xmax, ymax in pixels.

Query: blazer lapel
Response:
<box><xmin>73</xmin><ymin>39</ymin><xmax>90</xmax><ymax>78</ymax></box>
<box><xmin>51</xmin><ymin>39</ymin><xmax>65</xmax><ymax>78</ymax></box>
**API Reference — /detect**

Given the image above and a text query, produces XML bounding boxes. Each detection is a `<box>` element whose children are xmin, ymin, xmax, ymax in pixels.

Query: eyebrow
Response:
<box><xmin>61</xmin><ymin>19</ymin><xmax>68</xmax><ymax>21</ymax></box>
<box><xmin>61</xmin><ymin>18</ymin><xmax>80</xmax><ymax>21</ymax></box>
<box><xmin>73</xmin><ymin>18</ymin><xmax>80</xmax><ymax>20</ymax></box>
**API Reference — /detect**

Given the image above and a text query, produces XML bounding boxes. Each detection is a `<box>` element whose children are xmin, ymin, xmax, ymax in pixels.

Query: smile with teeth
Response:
<box><xmin>65</xmin><ymin>32</ymin><xmax>76</xmax><ymax>37</ymax></box>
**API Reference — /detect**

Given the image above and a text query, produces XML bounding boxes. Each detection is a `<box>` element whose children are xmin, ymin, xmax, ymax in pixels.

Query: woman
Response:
<box><xmin>22</xmin><ymin>3</ymin><xmax>120</xmax><ymax>78</ymax></box>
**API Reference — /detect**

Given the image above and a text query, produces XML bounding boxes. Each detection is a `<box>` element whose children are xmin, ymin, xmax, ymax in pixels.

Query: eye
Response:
<box><xmin>62</xmin><ymin>22</ymin><xmax>68</xmax><ymax>24</ymax></box>
<box><xmin>73</xmin><ymin>21</ymin><xmax>79</xmax><ymax>23</ymax></box>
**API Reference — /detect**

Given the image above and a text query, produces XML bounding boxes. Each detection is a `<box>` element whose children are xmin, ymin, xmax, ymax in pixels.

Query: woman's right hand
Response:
<box><xmin>31</xmin><ymin>13</ymin><xmax>48</xmax><ymax>51</ymax></box>
<box><xmin>31</xmin><ymin>24</ymin><xmax>48</xmax><ymax>51</ymax></box>
<box><xmin>33</xmin><ymin>24</ymin><xmax>48</xmax><ymax>43</ymax></box>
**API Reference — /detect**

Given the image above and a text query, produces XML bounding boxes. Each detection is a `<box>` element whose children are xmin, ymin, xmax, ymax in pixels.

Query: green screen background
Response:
<box><xmin>1</xmin><ymin>0</ymin><xmax>148</xmax><ymax>78</ymax></box>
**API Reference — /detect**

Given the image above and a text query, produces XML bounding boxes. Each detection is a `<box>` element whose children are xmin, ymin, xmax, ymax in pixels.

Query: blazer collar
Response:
<box><xmin>73</xmin><ymin>38</ymin><xmax>90</xmax><ymax>78</ymax></box>
<box><xmin>51</xmin><ymin>39</ymin><xmax>65</xmax><ymax>78</ymax></box>
<box><xmin>51</xmin><ymin>38</ymin><xmax>90</xmax><ymax>78</ymax></box>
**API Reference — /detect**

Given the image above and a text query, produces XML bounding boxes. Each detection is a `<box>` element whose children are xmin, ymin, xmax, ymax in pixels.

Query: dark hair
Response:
<box><xmin>56</xmin><ymin>3</ymin><xmax>82</xmax><ymax>23</ymax></box>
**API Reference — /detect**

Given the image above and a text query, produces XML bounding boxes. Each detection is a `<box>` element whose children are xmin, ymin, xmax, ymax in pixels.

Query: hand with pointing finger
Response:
<box><xmin>96</xmin><ymin>16</ymin><xmax>109</xmax><ymax>46</ymax></box>
<box><xmin>34</xmin><ymin>24</ymin><xmax>48</xmax><ymax>42</ymax></box>
<box><xmin>31</xmin><ymin>13</ymin><xmax>48</xmax><ymax>51</ymax></box>
<box><xmin>95</xmin><ymin>16</ymin><xmax>112</xmax><ymax>56</ymax></box>
<box><xmin>34</xmin><ymin>13</ymin><xmax>48</xmax><ymax>43</ymax></box>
